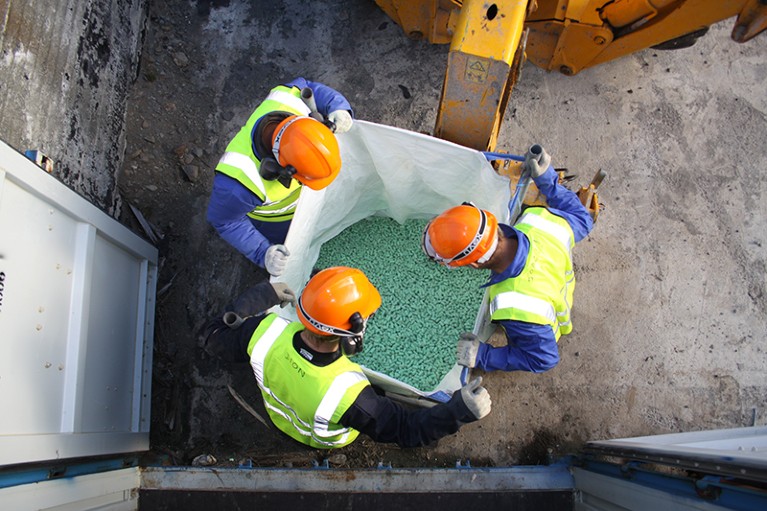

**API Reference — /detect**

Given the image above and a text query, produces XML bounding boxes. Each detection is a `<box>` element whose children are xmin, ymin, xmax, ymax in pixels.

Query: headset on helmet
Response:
<box><xmin>422</xmin><ymin>202</ymin><xmax>499</xmax><ymax>268</ymax></box>
<box><xmin>266</xmin><ymin>115</ymin><xmax>342</xmax><ymax>191</ymax></box>
<box><xmin>258</xmin><ymin>156</ymin><xmax>297</xmax><ymax>188</ymax></box>
<box><xmin>296</xmin><ymin>267</ymin><xmax>382</xmax><ymax>356</ymax></box>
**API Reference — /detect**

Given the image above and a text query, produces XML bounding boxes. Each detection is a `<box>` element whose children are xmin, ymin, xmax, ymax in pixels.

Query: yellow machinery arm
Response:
<box><xmin>526</xmin><ymin>0</ymin><xmax>766</xmax><ymax>76</ymax></box>
<box><xmin>375</xmin><ymin>0</ymin><xmax>767</xmax><ymax>152</ymax></box>
<box><xmin>434</xmin><ymin>1</ymin><xmax>531</xmax><ymax>151</ymax></box>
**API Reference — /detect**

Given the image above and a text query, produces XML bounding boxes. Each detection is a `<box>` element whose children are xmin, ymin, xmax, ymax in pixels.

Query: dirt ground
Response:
<box><xmin>117</xmin><ymin>0</ymin><xmax>767</xmax><ymax>469</ymax></box>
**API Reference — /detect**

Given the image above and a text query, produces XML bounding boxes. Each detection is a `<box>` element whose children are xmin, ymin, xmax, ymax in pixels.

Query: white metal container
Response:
<box><xmin>0</xmin><ymin>140</ymin><xmax>158</xmax><ymax>466</ymax></box>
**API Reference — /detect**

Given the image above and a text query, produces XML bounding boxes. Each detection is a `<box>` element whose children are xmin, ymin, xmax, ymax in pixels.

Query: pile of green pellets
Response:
<box><xmin>314</xmin><ymin>215</ymin><xmax>487</xmax><ymax>391</ymax></box>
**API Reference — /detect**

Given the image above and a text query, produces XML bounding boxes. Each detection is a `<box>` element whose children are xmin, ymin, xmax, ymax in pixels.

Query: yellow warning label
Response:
<box><xmin>465</xmin><ymin>58</ymin><xmax>489</xmax><ymax>83</ymax></box>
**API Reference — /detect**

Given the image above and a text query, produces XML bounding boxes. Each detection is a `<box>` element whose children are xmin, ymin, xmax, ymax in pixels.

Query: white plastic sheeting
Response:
<box><xmin>278</xmin><ymin>121</ymin><xmax>511</xmax><ymax>401</ymax></box>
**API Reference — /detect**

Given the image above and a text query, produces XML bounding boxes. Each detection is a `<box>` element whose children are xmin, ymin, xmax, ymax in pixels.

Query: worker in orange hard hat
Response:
<box><xmin>207</xmin><ymin>77</ymin><xmax>354</xmax><ymax>277</ymax></box>
<box><xmin>422</xmin><ymin>144</ymin><xmax>595</xmax><ymax>374</ymax></box>
<box><xmin>199</xmin><ymin>267</ymin><xmax>491</xmax><ymax>449</ymax></box>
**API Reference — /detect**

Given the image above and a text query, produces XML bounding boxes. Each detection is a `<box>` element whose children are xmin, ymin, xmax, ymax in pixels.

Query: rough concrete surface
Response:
<box><xmin>114</xmin><ymin>1</ymin><xmax>767</xmax><ymax>468</ymax></box>
<box><xmin>0</xmin><ymin>0</ymin><xmax>146</xmax><ymax>215</ymax></box>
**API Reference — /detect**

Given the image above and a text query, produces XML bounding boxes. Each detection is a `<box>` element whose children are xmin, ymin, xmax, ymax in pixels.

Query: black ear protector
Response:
<box><xmin>259</xmin><ymin>157</ymin><xmax>297</xmax><ymax>188</ymax></box>
<box><xmin>341</xmin><ymin>312</ymin><xmax>365</xmax><ymax>356</ymax></box>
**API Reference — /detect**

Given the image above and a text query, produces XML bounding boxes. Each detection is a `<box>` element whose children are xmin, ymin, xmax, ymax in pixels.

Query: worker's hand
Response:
<box><xmin>523</xmin><ymin>143</ymin><xmax>552</xmax><ymax>178</ymax></box>
<box><xmin>460</xmin><ymin>377</ymin><xmax>492</xmax><ymax>420</ymax></box>
<box><xmin>271</xmin><ymin>282</ymin><xmax>296</xmax><ymax>308</ymax></box>
<box><xmin>456</xmin><ymin>332</ymin><xmax>480</xmax><ymax>368</ymax></box>
<box><xmin>264</xmin><ymin>244</ymin><xmax>290</xmax><ymax>277</ymax></box>
<box><xmin>327</xmin><ymin>110</ymin><xmax>353</xmax><ymax>134</ymax></box>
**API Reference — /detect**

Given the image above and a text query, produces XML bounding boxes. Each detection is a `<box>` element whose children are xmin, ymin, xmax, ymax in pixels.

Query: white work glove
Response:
<box><xmin>327</xmin><ymin>109</ymin><xmax>353</xmax><ymax>134</ymax></box>
<box><xmin>264</xmin><ymin>244</ymin><xmax>290</xmax><ymax>277</ymax></box>
<box><xmin>523</xmin><ymin>143</ymin><xmax>552</xmax><ymax>179</ymax></box>
<box><xmin>271</xmin><ymin>282</ymin><xmax>296</xmax><ymax>308</ymax></box>
<box><xmin>460</xmin><ymin>377</ymin><xmax>492</xmax><ymax>420</ymax></box>
<box><xmin>456</xmin><ymin>332</ymin><xmax>481</xmax><ymax>368</ymax></box>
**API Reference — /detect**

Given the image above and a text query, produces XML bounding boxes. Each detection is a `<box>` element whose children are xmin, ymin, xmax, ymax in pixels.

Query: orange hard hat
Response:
<box><xmin>271</xmin><ymin>115</ymin><xmax>341</xmax><ymax>190</ymax></box>
<box><xmin>296</xmin><ymin>267</ymin><xmax>382</xmax><ymax>337</ymax></box>
<box><xmin>422</xmin><ymin>202</ymin><xmax>499</xmax><ymax>267</ymax></box>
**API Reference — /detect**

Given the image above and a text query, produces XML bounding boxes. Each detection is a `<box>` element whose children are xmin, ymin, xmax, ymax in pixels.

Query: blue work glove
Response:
<box><xmin>523</xmin><ymin>143</ymin><xmax>552</xmax><ymax>178</ymax></box>
<box><xmin>264</xmin><ymin>244</ymin><xmax>290</xmax><ymax>277</ymax></box>
<box><xmin>456</xmin><ymin>332</ymin><xmax>481</xmax><ymax>368</ymax></box>
<box><xmin>327</xmin><ymin>110</ymin><xmax>353</xmax><ymax>133</ymax></box>
<box><xmin>460</xmin><ymin>377</ymin><xmax>492</xmax><ymax>420</ymax></box>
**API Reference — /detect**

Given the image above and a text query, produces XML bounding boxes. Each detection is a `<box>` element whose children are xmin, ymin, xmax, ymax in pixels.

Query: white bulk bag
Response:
<box><xmin>278</xmin><ymin>121</ymin><xmax>511</xmax><ymax>401</ymax></box>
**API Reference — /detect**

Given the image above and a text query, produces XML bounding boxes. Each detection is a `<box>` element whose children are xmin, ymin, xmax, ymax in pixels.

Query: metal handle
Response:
<box><xmin>300</xmin><ymin>87</ymin><xmax>318</xmax><ymax>112</ymax></box>
<box><xmin>527</xmin><ymin>144</ymin><xmax>543</xmax><ymax>164</ymax></box>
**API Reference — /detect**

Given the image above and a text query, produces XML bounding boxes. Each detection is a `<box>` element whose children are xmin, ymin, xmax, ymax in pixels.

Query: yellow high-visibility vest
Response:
<box><xmin>247</xmin><ymin>314</ymin><xmax>369</xmax><ymax>448</ymax></box>
<box><xmin>215</xmin><ymin>85</ymin><xmax>310</xmax><ymax>222</ymax></box>
<box><xmin>488</xmin><ymin>207</ymin><xmax>575</xmax><ymax>340</ymax></box>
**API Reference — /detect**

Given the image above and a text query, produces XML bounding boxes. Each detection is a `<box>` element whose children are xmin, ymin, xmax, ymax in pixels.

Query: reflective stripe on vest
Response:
<box><xmin>490</xmin><ymin>291</ymin><xmax>557</xmax><ymax>324</ymax></box>
<box><xmin>219</xmin><ymin>151</ymin><xmax>267</xmax><ymax>197</ymax></box>
<box><xmin>249</xmin><ymin>315</ymin><xmax>365</xmax><ymax>448</ymax></box>
<box><xmin>517</xmin><ymin>212</ymin><xmax>573</xmax><ymax>255</ymax></box>
<box><xmin>249</xmin><ymin>317</ymin><xmax>316</xmax><ymax>437</ymax></box>
<box><xmin>250</xmin><ymin>316</ymin><xmax>284</xmax><ymax>386</ymax></box>
<box><xmin>265</xmin><ymin>90</ymin><xmax>312</xmax><ymax>116</ymax></box>
<box><xmin>255</xmin><ymin>198</ymin><xmax>298</xmax><ymax>215</ymax></box>
<box><xmin>314</xmin><ymin>371</ymin><xmax>367</xmax><ymax>440</ymax></box>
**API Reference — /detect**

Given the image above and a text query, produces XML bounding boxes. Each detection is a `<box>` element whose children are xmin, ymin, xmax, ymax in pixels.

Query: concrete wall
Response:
<box><xmin>0</xmin><ymin>0</ymin><xmax>147</xmax><ymax>215</ymax></box>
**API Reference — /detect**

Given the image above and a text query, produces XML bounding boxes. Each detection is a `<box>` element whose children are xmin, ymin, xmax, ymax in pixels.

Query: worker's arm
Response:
<box><xmin>340</xmin><ymin>385</ymin><xmax>477</xmax><ymax>448</ymax></box>
<box><xmin>199</xmin><ymin>280</ymin><xmax>284</xmax><ymax>362</ymax></box>
<box><xmin>474</xmin><ymin>320</ymin><xmax>559</xmax><ymax>373</ymax></box>
<box><xmin>532</xmin><ymin>166</ymin><xmax>593</xmax><ymax>242</ymax></box>
<box><xmin>207</xmin><ymin>173</ymin><xmax>271</xmax><ymax>267</ymax></box>
<box><xmin>283</xmin><ymin>77</ymin><xmax>353</xmax><ymax>118</ymax></box>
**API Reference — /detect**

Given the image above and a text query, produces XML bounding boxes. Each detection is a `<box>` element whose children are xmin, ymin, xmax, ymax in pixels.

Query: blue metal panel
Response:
<box><xmin>0</xmin><ymin>456</ymin><xmax>139</xmax><ymax>489</ymax></box>
<box><xmin>574</xmin><ymin>457</ymin><xmax>767</xmax><ymax>511</ymax></box>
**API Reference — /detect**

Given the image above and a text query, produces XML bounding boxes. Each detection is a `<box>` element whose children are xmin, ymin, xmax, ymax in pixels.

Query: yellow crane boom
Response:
<box><xmin>375</xmin><ymin>0</ymin><xmax>767</xmax><ymax>151</ymax></box>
